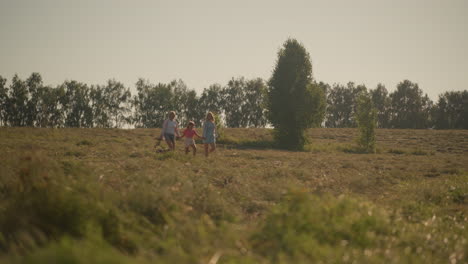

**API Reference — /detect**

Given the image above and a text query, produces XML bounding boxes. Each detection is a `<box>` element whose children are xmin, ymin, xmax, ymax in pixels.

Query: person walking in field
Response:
<box><xmin>202</xmin><ymin>112</ymin><xmax>216</xmax><ymax>157</ymax></box>
<box><xmin>159</xmin><ymin>111</ymin><xmax>180</xmax><ymax>151</ymax></box>
<box><xmin>178</xmin><ymin>121</ymin><xmax>204</xmax><ymax>156</ymax></box>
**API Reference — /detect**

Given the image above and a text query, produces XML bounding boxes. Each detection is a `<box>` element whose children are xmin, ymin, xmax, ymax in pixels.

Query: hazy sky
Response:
<box><xmin>1</xmin><ymin>0</ymin><xmax>467</xmax><ymax>99</ymax></box>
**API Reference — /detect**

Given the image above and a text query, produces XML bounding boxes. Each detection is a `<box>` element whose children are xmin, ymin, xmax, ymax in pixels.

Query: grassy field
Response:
<box><xmin>0</xmin><ymin>127</ymin><xmax>467</xmax><ymax>263</ymax></box>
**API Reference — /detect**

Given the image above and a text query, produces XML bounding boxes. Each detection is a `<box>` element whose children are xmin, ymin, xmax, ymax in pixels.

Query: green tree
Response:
<box><xmin>132</xmin><ymin>79</ymin><xmax>173</xmax><ymax>128</ymax></box>
<box><xmin>390</xmin><ymin>80</ymin><xmax>432</xmax><ymax>128</ymax></box>
<box><xmin>103</xmin><ymin>79</ymin><xmax>131</xmax><ymax>127</ymax></box>
<box><xmin>356</xmin><ymin>92</ymin><xmax>377</xmax><ymax>153</ymax></box>
<box><xmin>352</xmin><ymin>84</ymin><xmax>368</xmax><ymax>122</ymax></box>
<box><xmin>434</xmin><ymin>94</ymin><xmax>449</xmax><ymax>129</ymax></box>
<box><xmin>6</xmin><ymin>75</ymin><xmax>29</xmax><ymax>126</ymax></box>
<box><xmin>36</xmin><ymin>85</ymin><xmax>64</xmax><ymax>127</ymax></box>
<box><xmin>90</xmin><ymin>81</ymin><xmax>130</xmax><ymax>128</ymax></box>
<box><xmin>370</xmin><ymin>84</ymin><xmax>391</xmax><ymax>128</ymax></box>
<box><xmin>267</xmin><ymin>39</ymin><xmax>325</xmax><ymax>150</ymax></box>
<box><xmin>197</xmin><ymin>84</ymin><xmax>224</xmax><ymax>125</ymax></box>
<box><xmin>183</xmin><ymin>90</ymin><xmax>199</xmax><ymax>125</ymax></box>
<box><xmin>433</xmin><ymin>91</ymin><xmax>468</xmax><ymax>129</ymax></box>
<box><xmin>326</xmin><ymin>84</ymin><xmax>349</xmax><ymax>128</ymax></box>
<box><xmin>222</xmin><ymin>77</ymin><xmax>247</xmax><ymax>128</ymax></box>
<box><xmin>171</xmin><ymin>79</ymin><xmax>198</xmax><ymax>126</ymax></box>
<box><xmin>325</xmin><ymin>82</ymin><xmax>364</xmax><ymax>128</ymax></box>
<box><xmin>308</xmin><ymin>83</ymin><xmax>327</xmax><ymax>128</ymax></box>
<box><xmin>61</xmin><ymin>81</ymin><xmax>93</xmax><ymax>128</ymax></box>
<box><xmin>243</xmin><ymin>78</ymin><xmax>268</xmax><ymax>127</ymax></box>
<box><xmin>0</xmin><ymin>76</ymin><xmax>8</xmax><ymax>126</ymax></box>
<box><xmin>90</xmin><ymin>85</ymin><xmax>109</xmax><ymax>127</ymax></box>
<box><xmin>25</xmin><ymin>73</ymin><xmax>43</xmax><ymax>126</ymax></box>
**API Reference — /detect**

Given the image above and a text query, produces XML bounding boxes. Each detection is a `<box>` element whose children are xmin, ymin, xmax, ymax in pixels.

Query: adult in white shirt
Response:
<box><xmin>161</xmin><ymin>111</ymin><xmax>180</xmax><ymax>151</ymax></box>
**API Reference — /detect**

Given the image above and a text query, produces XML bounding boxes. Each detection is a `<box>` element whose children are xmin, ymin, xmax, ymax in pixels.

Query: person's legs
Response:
<box><xmin>204</xmin><ymin>143</ymin><xmax>209</xmax><ymax>157</ymax></box>
<box><xmin>185</xmin><ymin>146</ymin><xmax>189</xmax><ymax>154</ymax></box>
<box><xmin>191</xmin><ymin>144</ymin><xmax>197</xmax><ymax>156</ymax></box>
<box><xmin>164</xmin><ymin>133</ymin><xmax>175</xmax><ymax>151</ymax></box>
<box><xmin>165</xmin><ymin>139</ymin><xmax>174</xmax><ymax>150</ymax></box>
<box><xmin>210</xmin><ymin>143</ymin><xmax>216</xmax><ymax>153</ymax></box>
<box><xmin>170</xmin><ymin>135</ymin><xmax>176</xmax><ymax>151</ymax></box>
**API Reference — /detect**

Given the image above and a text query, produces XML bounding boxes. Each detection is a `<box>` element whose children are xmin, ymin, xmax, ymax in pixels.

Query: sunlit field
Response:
<box><xmin>0</xmin><ymin>127</ymin><xmax>467</xmax><ymax>263</ymax></box>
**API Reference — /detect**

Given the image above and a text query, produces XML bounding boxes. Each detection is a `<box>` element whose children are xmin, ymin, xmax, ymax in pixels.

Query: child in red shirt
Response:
<box><xmin>178</xmin><ymin>121</ymin><xmax>204</xmax><ymax>156</ymax></box>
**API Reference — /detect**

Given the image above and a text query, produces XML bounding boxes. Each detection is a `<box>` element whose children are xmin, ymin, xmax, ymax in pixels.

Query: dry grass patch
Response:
<box><xmin>0</xmin><ymin>127</ymin><xmax>467</xmax><ymax>263</ymax></box>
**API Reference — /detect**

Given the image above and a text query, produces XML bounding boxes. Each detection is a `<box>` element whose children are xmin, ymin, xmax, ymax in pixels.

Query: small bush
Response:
<box><xmin>251</xmin><ymin>191</ymin><xmax>390</xmax><ymax>262</ymax></box>
<box><xmin>356</xmin><ymin>93</ymin><xmax>377</xmax><ymax>153</ymax></box>
<box><xmin>0</xmin><ymin>155</ymin><xmax>89</xmax><ymax>252</ymax></box>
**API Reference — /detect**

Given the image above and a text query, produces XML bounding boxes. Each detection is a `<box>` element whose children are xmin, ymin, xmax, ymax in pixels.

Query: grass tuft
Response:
<box><xmin>388</xmin><ymin>148</ymin><xmax>406</xmax><ymax>155</ymax></box>
<box><xmin>76</xmin><ymin>140</ymin><xmax>93</xmax><ymax>146</ymax></box>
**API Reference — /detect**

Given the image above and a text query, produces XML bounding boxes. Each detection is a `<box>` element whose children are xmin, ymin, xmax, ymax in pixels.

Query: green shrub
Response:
<box><xmin>191</xmin><ymin>186</ymin><xmax>236</xmax><ymax>223</ymax></box>
<box><xmin>0</xmin><ymin>155</ymin><xmax>89</xmax><ymax>252</ymax></box>
<box><xmin>251</xmin><ymin>191</ymin><xmax>390</xmax><ymax>262</ymax></box>
<box><xmin>356</xmin><ymin>93</ymin><xmax>377</xmax><ymax>153</ymax></box>
<box><xmin>99</xmin><ymin>210</ymin><xmax>138</xmax><ymax>254</ymax></box>
<box><xmin>125</xmin><ymin>189</ymin><xmax>170</xmax><ymax>227</ymax></box>
<box><xmin>0</xmin><ymin>154</ymin><xmax>136</xmax><ymax>255</ymax></box>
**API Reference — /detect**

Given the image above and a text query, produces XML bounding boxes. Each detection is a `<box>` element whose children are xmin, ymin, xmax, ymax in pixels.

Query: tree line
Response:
<box><xmin>0</xmin><ymin>73</ymin><xmax>466</xmax><ymax>129</ymax></box>
<box><xmin>0</xmin><ymin>73</ymin><xmax>268</xmax><ymax>129</ymax></box>
<box><xmin>324</xmin><ymin>81</ymin><xmax>468</xmax><ymax>129</ymax></box>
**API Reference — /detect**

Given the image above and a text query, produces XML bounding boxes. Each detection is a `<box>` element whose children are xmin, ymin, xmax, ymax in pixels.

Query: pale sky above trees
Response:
<box><xmin>1</xmin><ymin>0</ymin><xmax>467</xmax><ymax>99</ymax></box>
